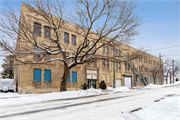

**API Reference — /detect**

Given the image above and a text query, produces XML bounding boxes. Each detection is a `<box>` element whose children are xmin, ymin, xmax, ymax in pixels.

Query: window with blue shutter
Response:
<box><xmin>158</xmin><ymin>78</ymin><xmax>160</xmax><ymax>82</ymax></box>
<box><xmin>44</xmin><ymin>69</ymin><xmax>51</xmax><ymax>81</ymax></box>
<box><xmin>139</xmin><ymin>76</ymin><xmax>141</xmax><ymax>82</ymax></box>
<box><xmin>34</xmin><ymin>69</ymin><xmax>41</xmax><ymax>81</ymax></box>
<box><xmin>150</xmin><ymin>77</ymin><xmax>153</xmax><ymax>82</ymax></box>
<box><xmin>146</xmin><ymin>77</ymin><xmax>148</xmax><ymax>82</ymax></box>
<box><xmin>162</xmin><ymin>78</ymin><xmax>163</xmax><ymax>82</ymax></box>
<box><xmin>67</xmin><ymin>72</ymin><xmax>70</xmax><ymax>82</ymax></box>
<box><xmin>72</xmin><ymin>72</ymin><xmax>77</xmax><ymax>82</ymax></box>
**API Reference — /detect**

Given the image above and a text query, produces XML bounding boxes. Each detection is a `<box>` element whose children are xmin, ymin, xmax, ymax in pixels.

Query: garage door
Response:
<box><xmin>116</xmin><ymin>79</ymin><xmax>121</xmax><ymax>87</ymax></box>
<box><xmin>124</xmin><ymin>77</ymin><xmax>132</xmax><ymax>88</ymax></box>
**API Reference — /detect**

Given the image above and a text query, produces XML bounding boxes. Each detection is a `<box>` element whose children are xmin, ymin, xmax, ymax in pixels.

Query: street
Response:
<box><xmin>1</xmin><ymin>85</ymin><xmax>179</xmax><ymax>120</ymax></box>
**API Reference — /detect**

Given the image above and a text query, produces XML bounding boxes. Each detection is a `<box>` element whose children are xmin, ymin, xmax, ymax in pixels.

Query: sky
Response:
<box><xmin>0</xmin><ymin>0</ymin><xmax>179</xmax><ymax>72</ymax></box>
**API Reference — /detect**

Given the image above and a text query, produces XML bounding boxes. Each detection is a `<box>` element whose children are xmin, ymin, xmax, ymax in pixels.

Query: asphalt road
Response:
<box><xmin>0</xmin><ymin>85</ymin><xmax>179</xmax><ymax>120</ymax></box>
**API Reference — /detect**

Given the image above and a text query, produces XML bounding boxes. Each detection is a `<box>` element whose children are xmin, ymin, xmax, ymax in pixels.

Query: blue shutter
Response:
<box><xmin>44</xmin><ymin>69</ymin><xmax>51</xmax><ymax>81</ymax></box>
<box><xmin>67</xmin><ymin>72</ymin><xmax>70</xmax><ymax>82</ymax></box>
<box><xmin>72</xmin><ymin>72</ymin><xmax>77</xmax><ymax>82</ymax></box>
<box><xmin>139</xmin><ymin>76</ymin><xmax>141</xmax><ymax>82</ymax></box>
<box><xmin>34</xmin><ymin>69</ymin><xmax>41</xmax><ymax>81</ymax></box>
<box><xmin>147</xmin><ymin>77</ymin><xmax>148</xmax><ymax>82</ymax></box>
<box><xmin>162</xmin><ymin>78</ymin><xmax>163</xmax><ymax>82</ymax></box>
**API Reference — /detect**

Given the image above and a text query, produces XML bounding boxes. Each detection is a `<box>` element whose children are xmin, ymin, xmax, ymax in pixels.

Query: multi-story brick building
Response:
<box><xmin>14</xmin><ymin>3</ymin><xmax>163</xmax><ymax>94</ymax></box>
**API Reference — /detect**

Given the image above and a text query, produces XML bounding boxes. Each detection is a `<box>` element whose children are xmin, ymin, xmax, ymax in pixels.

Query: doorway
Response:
<box><xmin>87</xmin><ymin>79</ymin><xmax>96</xmax><ymax>89</ymax></box>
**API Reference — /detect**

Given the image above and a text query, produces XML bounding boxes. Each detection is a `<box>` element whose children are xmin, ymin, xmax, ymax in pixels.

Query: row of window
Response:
<box><xmin>138</xmin><ymin>76</ymin><xmax>163</xmax><ymax>82</ymax></box>
<box><xmin>34</xmin><ymin>69</ymin><xmax>51</xmax><ymax>81</ymax></box>
<box><xmin>33</xmin><ymin>69</ymin><xmax>77</xmax><ymax>82</ymax></box>
<box><xmin>34</xmin><ymin>22</ymin><xmax>77</xmax><ymax>45</ymax></box>
<box><xmin>67</xmin><ymin>71</ymin><xmax>77</xmax><ymax>82</ymax></box>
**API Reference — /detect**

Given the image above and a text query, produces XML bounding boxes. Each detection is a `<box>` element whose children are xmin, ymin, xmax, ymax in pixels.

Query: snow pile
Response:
<box><xmin>133</xmin><ymin>96</ymin><xmax>180</xmax><ymax>120</ymax></box>
<box><xmin>106</xmin><ymin>86</ymin><xmax>132</xmax><ymax>92</ymax></box>
<box><xmin>0</xmin><ymin>88</ymin><xmax>103</xmax><ymax>106</ymax></box>
<box><xmin>143</xmin><ymin>84</ymin><xmax>163</xmax><ymax>89</ymax></box>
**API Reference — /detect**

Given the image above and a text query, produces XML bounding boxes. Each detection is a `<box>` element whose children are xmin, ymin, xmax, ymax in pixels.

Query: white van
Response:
<box><xmin>0</xmin><ymin>79</ymin><xmax>14</xmax><ymax>92</ymax></box>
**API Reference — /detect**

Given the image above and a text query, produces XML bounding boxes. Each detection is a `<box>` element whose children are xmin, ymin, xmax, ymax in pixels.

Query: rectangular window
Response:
<box><xmin>66</xmin><ymin>52</ymin><xmax>69</xmax><ymax>63</ymax></box>
<box><xmin>71</xmin><ymin>35</ymin><xmax>76</xmax><ymax>45</ymax></box>
<box><xmin>158</xmin><ymin>78</ymin><xmax>160</xmax><ymax>82</ymax></box>
<box><xmin>72</xmin><ymin>71</ymin><xmax>77</xmax><ymax>82</ymax></box>
<box><xmin>93</xmin><ymin>42</ymin><xmax>96</xmax><ymax>50</ymax></box>
<box><xmin>115</xmin><ymin>49</ymin><xmax>117</xmax><ymax>56</ymax></box>
<box><xmin>115</xmin><ymin>62</ymin><xmax>117</xmax><ymax>69</ymax></box>
<box><xmin>44</xmin><ymin>48</ymin><xmax>51</xmax><ymax>59</ymax></box>
<box><xmin>128</xmin><ymin>63</ymin><xmax>130</xmax><ymax>70</ymax></box>
<box><xmin>93</xmin><ymin>60</ymin><xmax>97</xmax><ymax>67</ymax></box>
<box><xmin>102</xmin><ymin>45</ymin><xmax>105</xmax><ymax>53</ymax></box>
<box><xmin>102</xmin><ymin>59</ymin><xmax>105</xmax><ymax>67</ymax></box>
<box><xmin>34</xmin><ymin>46</ymin><xmax>41</xmax><ymax>58</ymax></box>
<box><xmin>127</xmin><ymin>53</ymin><xmax>129</xmax><ymax>59</ymax></box>
<box><xmin>125</xmin><ymin>54</ymin><xmax>127</xmax><ymax>61</ymax></box>
<box><xmin>34</xmin><ymin>22</ymin><xmax>41</xmax><ymax>36</ymax></box>
<box><xmin>72</xmin><ymin>53</ymin><xmax>75</xmax><ymax>62</ymax></box>
<box><xmin>33</xmin><ymin>69</ymin><xmax>41</xmax><ymax>81</ymax></box>
<box><xmin>118</xmin><ymin>50</ymin><xmax>120</xmax><ymax>56</ymax></box>
<box><xmin>125</xmin><ymin>63</ymin><xmax>127</xmax><ymax>70</ymax></box>
<box><xmin>44</xmin><ymin>69</ymin><xmax>51</xmax><ymax>81</ymax></box>
<box><xmin>106</xmin><ymin>60</ymin><xmax>109</xmax><ymax>68</ymax></box>
<box><xmin>64</xmin><ymin>32</ymin><xmax>69</xmax><ymax>43</ymax></box>
<box><xmin>106</xmin><ymin>46</ymin><xmax>109</xmax><ymax>54</ymax></box>
<box><xmin>118</xmin><ymin>62</ymin><xmax>121</xmax><ymax>70</ymax></box>
<box><xmin>44</xmin><ymin>26</ymin><xmax>51</xmax><ymax>38</ymax></box>
<box><xmin>67</xmin><ymin>72</ymin><xmax>70</xmax><ymax>82</ymax></box>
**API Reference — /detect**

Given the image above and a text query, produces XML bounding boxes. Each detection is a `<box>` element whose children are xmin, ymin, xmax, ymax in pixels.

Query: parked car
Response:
<box><xmin>0</xmin><ymin>79</ymin><xmax>14</xmax><ymax>92</ymax></box>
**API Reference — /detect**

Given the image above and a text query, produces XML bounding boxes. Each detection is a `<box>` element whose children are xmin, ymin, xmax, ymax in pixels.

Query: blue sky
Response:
<box><xmin>0</xmin><ymin>0</ymin><xmax>179</xmax><ymax>72</ymax></box>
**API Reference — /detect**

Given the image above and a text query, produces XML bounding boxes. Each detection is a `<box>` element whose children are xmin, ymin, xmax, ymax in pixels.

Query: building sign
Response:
<box><xmin>87</xmin><ymin>74</ymin><xmax>97</xmax><ymax>79</ymax></box>
<box><xmin>87</xmin><ymin>70</ymin><xmax>97</xmax><ymax>74</ymax></box>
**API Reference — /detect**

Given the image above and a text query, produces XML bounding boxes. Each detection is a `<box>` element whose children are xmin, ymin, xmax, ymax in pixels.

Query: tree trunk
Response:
<box><xmin>153</xmin><ymin>76</ymin><xmax>155</xmax><ymax>84</ymax></box>
<box><xmin>60</xmin><ymin>63</ymin><xmax>69</xmax><ymax>91</ymax></box>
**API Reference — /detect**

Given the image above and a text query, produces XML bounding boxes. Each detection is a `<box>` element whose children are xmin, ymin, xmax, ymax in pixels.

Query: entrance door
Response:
<box><xmin>88</xmin><ymin>79</ymin><xmax>96</xmax><ymax>89</ymax></box>
<box><xmin>124</xmin><ymin>77</ymin><xmax>132</xmax><ymax>88</ymax></box>
<box><xmin>116</xmin><ymin>79</ymin><xmax>121</xmax><ymax>87</ymax></box>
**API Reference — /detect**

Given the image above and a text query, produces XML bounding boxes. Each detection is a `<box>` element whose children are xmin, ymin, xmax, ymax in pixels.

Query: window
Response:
<box><xmin>115</xmin><ymin>62</ymin><xmax>117</xmax><ymax>69</ymax></box>
<box><xmin>106</xmin><ymin>60</ymin><xmax>109</xmax><ymax>68</ymax></box>
<box><xmin>118</xmin><ymin>50</ymin><xmax>120</xmax><ymax>56</ymax></box>
<box><xmin>71</xmin><ymin>35</ymin><xmax>76</xmax><ymax>45</ymax></box>
<box><xmin>34</xmin><ymin>46</ymin><xmax>41</xmax><ymax>58</ymax></box>
<box><xmin>66</xmin><ymin>52</ymin><xmax>69</xmax><ymax>63</ymax></box>
<box><xmin>93</xmin><ymin>42</ymin><xmax>96</xmax><ymax>50</ymax></box>
<box><xmin>127</xmin><ymin>53</ymin><xmax>129</xmax><ymax>59</ymax></box>
<box><xmin>133</xmin><ymin>65</ymin><xmax>134</xmax><ymax>71</ymax></box>
<box><xmin>72</xmin><ymin>71</ymin><xmax>77</xmax><ymax>82</ymax></box>
<box><xmin>72</xmin><ymin>53</ymin><xmax>75</xmax><ymax>62</ymax></box>
<box><xmin>64</xmin><ymin>32</ymin><xmax>69</xmax><ymax>43</ymax></box>
<box><xmin>33</xmin><ymin>69</ymin><xmax>41</xmax><ymax>81</ymax></box>
<box><xmin>125</xmin><ymin>63</ymin><xmax>127</xmax><ymax>70</ymax></box>
<box><xmin>44</xmin><ymin>26</ymin><xmax>51</xmax><ymax>38</ymax></box>
<box><xmin>44</xmin><ymin>69</ymin><xmax>51</xmax><ymax>81</ymax></box>
<box><xmin>150</xmin><ymin>77</ymin><xmax>153</xmax><ymax>82</ymax></box>
<box><xmin>125</xmin><ymin>54</ymin><xmax>127</xmax><ymax>61</ymax></box>
<box><xmin>87</xmin><ymin>40</ymin><xmax>89</xmax><ymax>48</ymax></box>
<box><xmin>34</xmin><ymin>22</ymin><xmax>41</xmax><ymax>36</ymax></box>
<box><xmin>158</xmin><ymin>78</ymin><xmax>160</xmax><ymax>82</ymax></box>
<box><xmin>102</xmin><ymin>45</ymin><xmax>105</xmax><ymax>53</ymax></box>
<box><xmin>106</xmin><ymin>46</ymin><xmax>109</xmax><ymax>54</ymax></box>
<box><xmin>93</xmin><ymin>60</ymin><xmax>97</xmax><ymax>67</ymax></box>
<box><xmin>139</xmin><ymin>66</ymin><xmax>140</xmax><ymax>72</ymax></box>
<box><xmin>45</xmin><ymin>49</ymin><xmax>51</xmax><ymax>59</ymax></box>
<box><xmin>67</xmin><ymin>72</ymin><xmax>70</xmax><ymax>82</ymax></box>
<box><xmin>102</xmin><ymin>59</ymin><xmax>105</xmax><ymax>67</ymax></box>
<box><xmin>128</xmin><ymin>63</ymin><xmax>130</xmax><ymax>71</ymax></box>
<box><xmin>144</xmin><ymin>58</ymin><xmax>145</xmax><ymax>63</ymax></box>
<box><xmin>115</xmin><ymin>49</ymin><xmax>117</xmax><ymax>56</ymax></box>
<box><xmin>118</xmin><ymin>62</ymin><xmax>121</xmax><ymax>70</ymax></box>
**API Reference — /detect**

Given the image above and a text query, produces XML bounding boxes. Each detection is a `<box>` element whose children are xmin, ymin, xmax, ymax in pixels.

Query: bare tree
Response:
<box><xmin>0</xmin><ymin>0</ymin><xmax>141</xmax><ymax>91</ymax></box>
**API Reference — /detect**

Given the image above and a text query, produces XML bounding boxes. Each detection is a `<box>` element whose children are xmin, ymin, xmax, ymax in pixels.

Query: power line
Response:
<box><xmin>148</xmin><ymin>45</ymin><xmax>180</xmax><ymax>51</ymax></box>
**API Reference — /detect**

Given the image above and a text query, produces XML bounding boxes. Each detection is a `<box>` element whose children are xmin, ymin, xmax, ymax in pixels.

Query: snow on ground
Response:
<box><xmin>106</xmin><ymin>86</ymin><xmax>132</xmax><ymax>92</ymax></box>
<box><xmin>144</xmin><ymin>80</ymin><xmax>180</xmax><ymax>89</ymax></box>
<box><xmin>0</xmin><ymin>88</ymin><xmax>104</xmax><ymax>106</ymax></box>
<box><xmin>132</xmin><ymin>96</ymin><xmax>180</xmax><ymax>120</ymax></box>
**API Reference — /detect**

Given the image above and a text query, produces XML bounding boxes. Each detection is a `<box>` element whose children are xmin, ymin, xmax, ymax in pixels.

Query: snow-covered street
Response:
<box><xmin>0</xmin><ymin>84</ymin><xmax>179</xmax><ymax>120</ymax></box>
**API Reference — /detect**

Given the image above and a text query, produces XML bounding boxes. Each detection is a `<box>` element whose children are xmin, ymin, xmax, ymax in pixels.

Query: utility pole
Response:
<box><xmin>170</xmin><ymin>72</ymin><xmax>171</xmax><ymax>84</ymax></box>
<box><xmin>159</xmin><ymin>53</ymin><xmax>164</xmax><ymax>85</ymax></box>
<box><xmin>172</xmin><ymin>59</ymin><xmax>174</xmax><ymax>84</ymax></box>
<box><xmin>113</xmin><ymin>48</ymin><xmax>115</xmax><ymax>88</ymax></box>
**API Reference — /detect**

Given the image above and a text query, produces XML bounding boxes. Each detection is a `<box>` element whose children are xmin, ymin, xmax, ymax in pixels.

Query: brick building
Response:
<box><xmin>14</xmin><ymin>3</ymin><xmax>163</xmax><ymax>94</ymax></box>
